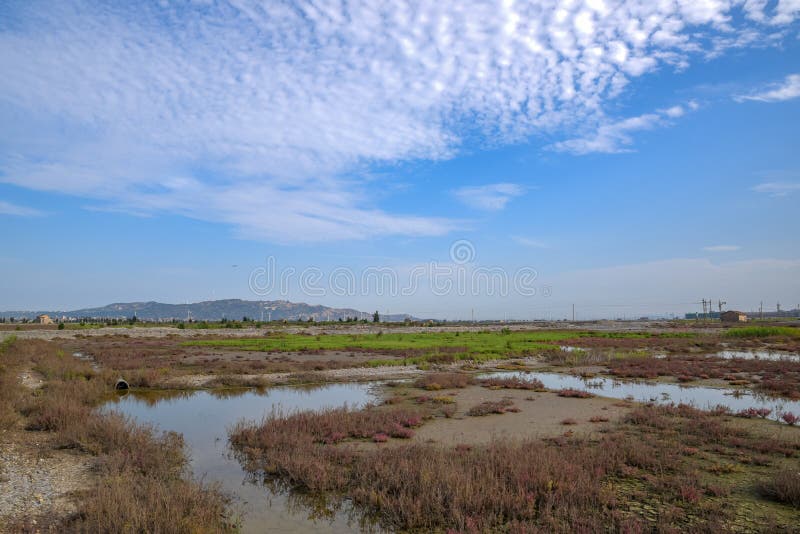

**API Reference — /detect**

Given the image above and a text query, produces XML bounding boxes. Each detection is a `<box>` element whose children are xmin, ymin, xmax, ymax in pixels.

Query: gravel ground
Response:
<box><xmin>18</xmin><ymin>369</ymin><xmax>43</xmax><ymax>390</ymax></box>
<box><xmin>0</xmin><ymin>365</ymin><xmax>89</xmax><ymax>530</ymax></box>
<box><xmin>0</xmin><ymin>437</ymin><xmax>91</xmax><ymax>530</ymax></box>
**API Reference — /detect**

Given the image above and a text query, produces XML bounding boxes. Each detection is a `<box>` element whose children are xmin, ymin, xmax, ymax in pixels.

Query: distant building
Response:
<box><xmin>720</xmin><ymin>311</ymin><xmax>747</xmax><ymax>323</ymax></box>
<box><xmin>35</xmin><ymin>314</ymin><xmax>54</xmax><ymax>325</ymax></box>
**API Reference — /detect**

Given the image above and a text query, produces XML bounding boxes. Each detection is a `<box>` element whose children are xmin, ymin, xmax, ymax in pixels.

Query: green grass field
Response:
<box><xmin>187</xmin><ymin>329</ymin><xmax>571</xmax><ymax>351</ymax></box>
<box><xmin>725</xmin><ymin>326</ymin><xmax>800</xmax><ymax>338</ymax></box>
<box><xmin>184</xmin><ymin>329</ymin><xmax>688</xmax><ymax>367</ymax></box>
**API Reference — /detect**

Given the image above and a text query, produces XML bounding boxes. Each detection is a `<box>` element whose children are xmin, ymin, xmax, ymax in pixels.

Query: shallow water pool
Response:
<box><xmin>481</xmin><ymin>371</ymin><xmax>800</xmax><ymax>422</ymax></box>
<box><xmin>104</xmin><ymin>384</ymin><xmax>379</xmax><ymax>533</ymax></box>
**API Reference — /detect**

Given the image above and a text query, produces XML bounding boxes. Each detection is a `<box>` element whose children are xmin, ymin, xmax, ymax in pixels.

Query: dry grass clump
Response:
<box><xmin>759</xmin><ymin>471</ymin><xmax>800</xmax><ymax>507</ymax></box>
<box><xmin>0</xmin><ymin>336</ymin><xmax>24</xmax><ymax>429</ymax></box>
<box><xmin>345</xmin><ymin>440</ymin><xmax>621</xmax><ymax>532</ymax></box>
<box><xmin>0</xmin><ymin>338</ymin><xmax>236</xmax><ymax>531</ymax></box>
<box><xmin>68</xmin><ymin>415</ymin><xmax>234</xmax><ymax>532</ymax></box>
<box><xmin>478</xmin><ymin>375</ymin><xmax>545</xmax><ymax>390</ymax></box>
<box><xmin>414</xmin><ymin>372</ymin><xmax>475</xmax><ymax>390</ymax></box>
<box><xmin>782</xmin><ymin>412</ymin><xmax>799</xmax><ymax>425</ymax></box>
<box><xmin>230</xmin><ymin>405</ymin><xmax>425</xmax><ymax>491</ymax></box>
<box><xmin>414</xmin><ymin>394</ymin><xmax>456</xmax><ymax>405</ymax></box>
<box><xmin>735</xmin><ymin>407</ymin><xmax>773</xmax><ymax>419</ymax></box>
<box><xmin>466</xmin><ymin>399</ymin><xmax>516</xmax><ymax>416</ymax></box>
<box><xmin>760</xmin><ymin>377</ymin><xmax>800</xmax><ymax>400</ymax></box>
<box><xmin>237</xmin><ymin>405</ymin><xmax>423</xmax><ymax>447</ymax></box>
<box><xmin>77</xmin><ymin>474</ymin><xmax>232</xmax><ymax>533</ymax></box>
<box><xmin>589</xmin><ymin>416</ymin><xmax>610</xmax><ymax>423</ymax></box>
<box><xmin>230</xmin><ymin>401</ymin><xmax>800</xmax><ymax>532</ymax></box>
<box><xmin>556</xmin><ymin>388</ymin><xmax>595</xmax><ymax>398</ymax></box>
<box><xmin>233</xmin><ymin>428</ymin><xmax>621</xmax><ymax>531</ymax></box>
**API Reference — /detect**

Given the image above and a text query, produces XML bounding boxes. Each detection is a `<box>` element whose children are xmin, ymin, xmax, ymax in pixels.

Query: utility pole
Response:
<box><xmin>759</xmin><ymin>301</ymin><xmax>763</xmax><ymax>320</ymax></box>
<box><xmin>572</xmin><ymin>304</ymin><xmax>575</xmax><ymax>322</ymax></box>
<box><xmin>777</xmin><ymin>302</ymin><xmax>781</xmax><ymax>314</ymax></box>
<box><xmin>701</xmin><ymin>299</ymin><xmax>707</xmax><ymax>319</ymax></box>
<box><xmin>471</xmin><ymin>308</ymin><xmax>474</xmax><ymax>323</ymax></box>
<box><xmin>717</xmin><ymin>300</ymin><xmax>726</xmax><ymax>314</ymax></box>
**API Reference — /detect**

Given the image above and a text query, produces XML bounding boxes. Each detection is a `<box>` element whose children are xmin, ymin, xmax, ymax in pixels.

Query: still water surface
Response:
<box><xmin>105</xmin><ymin>384</ymin><xmax>378</xmax><ymax>533</ymax></box>
<box><xmin>482</xmin><ymin>371</ymin><xmax>800</xmax><ymax>421</ymax></box>
<box><xmin>104</xmin><ymin>371</ymin><xmax>800</xmax><ymax>531</ymax></box>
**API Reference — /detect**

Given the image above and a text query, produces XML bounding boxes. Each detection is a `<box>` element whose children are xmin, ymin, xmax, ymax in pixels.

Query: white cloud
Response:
<box><xmin>752</xmin><ymin>181</ymin><xmax>800</xmax><ymax>196</ymax></box>
<box><xmin>0</xmin><ymin>200</ymin><xmax>43</xmax><ymax>217</ymax></box>
<box><xmin>0</xmin><ymin>1</ymin><xmax>797</xmax><ymax>241</ymax></box>
<box><xmin>736</xmin><ymin>73</ymin><xmax>800</xmax><ymax>102</ymax></box>
<box><xmin>773</xmin><ymin>0</ymin><xmax>800</xmax><ymax>25</ymax></box>
<box><xmin>662</xmin><ymin>105</ymin><xmax>686</xmax><ymax>118</ymax></box>
<box><xmin>453</xmin><ymin>183</ymin><xmax>526</xmax><ymax>211</ymax></box>
<box><xmin>548</xmin><ymin>112</ymin><xmax>662</xmax><ymax>154</ymax></box>
<box><xmin>512</xmin><ymin>236</ymin><xmax>549</xmax><ymax>248</ymax></box>
<box><xmin>703</xmin><ymin>245</ymin><xmax>741</xmax><ymax>252</ymax></box>
<box><xmin>548</xmin><ymin>98</ymin><xmax>701</xmax><ymax>154</ymax></box>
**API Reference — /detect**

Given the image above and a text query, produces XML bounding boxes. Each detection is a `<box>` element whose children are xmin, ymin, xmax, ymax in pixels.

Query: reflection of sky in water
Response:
<box><xmin>104</xmin><ymin>385</ymin><xmax>377</xmax><ymax>533</ymax></box>
<box><xmin>563</xmin><ymin>347</ymin><xmax>800</xmax><ymax>362</ymax></box>
<box><xmin>481</xmin><ymin>372</ymin><xmax>800</xmax><ymax>422</ymax></box>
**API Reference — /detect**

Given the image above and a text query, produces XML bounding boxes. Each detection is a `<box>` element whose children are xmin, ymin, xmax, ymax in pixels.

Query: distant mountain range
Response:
<box><xmin>0</xmin><ymin>299</ymin><xmax>415</xmax><ymax>322</ymax></box>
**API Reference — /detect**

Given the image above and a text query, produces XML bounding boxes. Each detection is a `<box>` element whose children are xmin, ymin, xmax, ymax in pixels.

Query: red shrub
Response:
<box><xmin>399</xmin><ymin>415</ymin><xmax>423</xmax><ymax>427</ymax></box>
<box><xmin>736</xmin><ymin>408</ymin><xmax>758</xmax><ymax>419</ymax></box>
<box><xmin>415</xmin><ymin>373</ymin><xmax>474</xmax><ymax>390</ymax></box>
<box><xmin>467</xmin><ymin>399</ymin><xmax>515</xmax><ymax>416</ymax></box>
<box><xmin>479</xmin><ymin>376</ymin><xmax>545</xmax><ymax>390</ymax></box>
<box><xmin>389</xmin><ymin>424</ymin><xmax>415</xmax><ymax>439</ymax></box>
<box><xmin>557</xmin><ymin>389</ymin><xmax>595</xmax><ymax>399</ymax></box>
<box><xmin>781</xmin><ymin>412</ymin><xmax>799</xmax><ymax>426</ymax></box>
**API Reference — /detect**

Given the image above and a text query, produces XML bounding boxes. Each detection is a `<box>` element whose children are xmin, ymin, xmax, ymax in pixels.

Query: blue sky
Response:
<box><xmin>1</xmin><ymin>0</ymin><xmax>799</xmax><ymax>319</ymax></box>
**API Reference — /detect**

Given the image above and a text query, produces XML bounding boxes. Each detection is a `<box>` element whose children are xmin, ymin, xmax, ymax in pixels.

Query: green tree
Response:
<box><xmin>373</xmin><ymin>310</ymin><xmax>380</xmax><ymax>323</ymax></box>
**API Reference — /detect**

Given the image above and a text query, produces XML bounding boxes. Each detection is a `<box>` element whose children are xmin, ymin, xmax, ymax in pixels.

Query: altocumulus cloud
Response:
<box><xmin>1</xmin><ymin>0</ymin><xmax>799</xmax><ymax>242</ymax></box>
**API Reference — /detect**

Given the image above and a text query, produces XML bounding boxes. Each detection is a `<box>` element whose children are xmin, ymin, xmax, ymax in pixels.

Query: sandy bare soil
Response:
<box><xmin>168</xmin><ymin>364</ymin><xmax>425</xmax><ymax>387</ymax></box>
<box><xmin>408</xmin><ymin>386</ymin><xmax>631</xmax><ymax>444</ymax></box>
